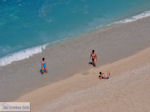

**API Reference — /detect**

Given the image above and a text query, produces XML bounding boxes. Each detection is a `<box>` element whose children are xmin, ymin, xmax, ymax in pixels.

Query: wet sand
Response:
<box><xmin>0</xmin><ymin>16</ymin><xmax>150</xmax><ymax>101</ymax></box>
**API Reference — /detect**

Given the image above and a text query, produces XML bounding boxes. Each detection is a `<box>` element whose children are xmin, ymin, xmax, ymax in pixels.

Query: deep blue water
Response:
<box><xmin>0</xmin><ymin>0</ymin><xmax>150</xmax><ymax>65</ymax></box>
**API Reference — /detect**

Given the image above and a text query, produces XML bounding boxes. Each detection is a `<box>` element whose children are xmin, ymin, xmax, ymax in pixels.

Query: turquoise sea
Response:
<box><xmin>0</xmin><ymin>0</ymin><xmax>150</xmax><ymax>66</ymax></box>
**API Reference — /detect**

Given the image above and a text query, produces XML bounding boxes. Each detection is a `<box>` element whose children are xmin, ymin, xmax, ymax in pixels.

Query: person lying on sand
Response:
<box><xmin>99</xmin><ymin>72</ymin><xmax>110</xmax><ymax>79</ymax></box>
<box><xmin>41</xmin><ymin>57</ymin><xmax>48</xmax><ymax>74</ymax></box>
<box><xmin>90</xmin><ymin>50</ymin><xmax>97</xmax><ymax>67</ymax></box>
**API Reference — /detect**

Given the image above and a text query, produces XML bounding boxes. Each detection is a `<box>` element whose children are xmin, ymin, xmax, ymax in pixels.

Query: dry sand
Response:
<box><xmin>17</xmin><ymin>46</ymin><xmax>150</xmax><ymax>112</ymax></box>
<box><xmin>0</xmin><ymin>16</ymin><xmax>150</xmax><ymax>108</ymax></box>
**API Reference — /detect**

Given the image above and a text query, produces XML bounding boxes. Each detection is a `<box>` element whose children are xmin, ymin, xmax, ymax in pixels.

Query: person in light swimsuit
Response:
<box><xmin>90</xmin><ymin>50</ymin><xmax>97</xmax><ymax>67</ymax></box>
<box><xmin>99</xmin><ymin>72</ymin><xmax>110</xmax><ymax>80</ymax></box>
<box><xmin>41</xmin><ymin>57</ymin><xmax>48</xmax><ymax>74</ymax></box>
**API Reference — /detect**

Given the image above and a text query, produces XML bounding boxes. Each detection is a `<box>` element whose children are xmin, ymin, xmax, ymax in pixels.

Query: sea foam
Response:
<box><xmin>115</xmin><ymin>10</ymin><xmax>150</xmax><ymax>24</ymax></box>
<box><xmin>0</xmin><ymin>44</ymin><xmax>47</xmax><ymax>66</ymax></box>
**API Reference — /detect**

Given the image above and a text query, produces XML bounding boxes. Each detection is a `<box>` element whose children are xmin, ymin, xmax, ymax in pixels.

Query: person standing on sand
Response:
<box><xmin>90</xmin><ymin>50</ymin><xmax>97</xmax><ymax>67</ymax></box>
<box><xmin>41</xmin><ymin>57</ymin><xmax>48</xmax><ymax>74</ymax></box>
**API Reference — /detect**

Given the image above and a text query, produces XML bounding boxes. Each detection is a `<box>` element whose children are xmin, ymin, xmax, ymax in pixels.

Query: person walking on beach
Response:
<box><xmin>41</xmin><ymin>57</ymin><xmax>48</xmax><ymax>74</ymax></box>
<box><xmin>90</xmin><ymin>50</ymin><xmax>97</xmax><ymax>67</ymax></box>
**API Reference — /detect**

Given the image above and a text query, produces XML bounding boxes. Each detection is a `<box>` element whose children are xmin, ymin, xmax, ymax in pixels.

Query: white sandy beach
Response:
<box><xmin>17</xmin><ymin>46</ymin><xmax>150</xmax><ymax>112</ymax></box>
<box><xmin>0</xmin><ymin>15</ymin><xmax>150</xmax><ymax>112</ymax></box>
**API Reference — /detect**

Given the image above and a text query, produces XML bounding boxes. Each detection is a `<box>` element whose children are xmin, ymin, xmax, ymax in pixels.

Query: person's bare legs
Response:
<box><xmin>45</xmin><ymin>67</ymin><xmax>48</xmax><ymax>73</ymax></box>
<box><xmin>44</xmin><ymin>67</ymin><xmax>48</xmax><ymax>73</ymax></box>
<box><xmin>92</xmin><ymin>59</ymin><xmax>95</xmax><ymax>67</ymax></box>
<box><xmin>92</xmin><ymin>59</ymin><xmax>96</xmax><ymax>67</ymax></box>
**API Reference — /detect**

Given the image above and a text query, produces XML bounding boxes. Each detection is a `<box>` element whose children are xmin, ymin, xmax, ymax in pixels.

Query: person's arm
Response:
<box><xmin>90</xmin><ymin>53</ymin><xmax>92</xmax><ymax>60</ymax></box>
<box><xmin>41</xmin><ymin>62</ymin><xmax>43</xmax><ymax>70</ymax></box>
<box><xmin>95</xmin><ymin>54</ymin><xmax>97</xmax><ymax>60</ymax></box>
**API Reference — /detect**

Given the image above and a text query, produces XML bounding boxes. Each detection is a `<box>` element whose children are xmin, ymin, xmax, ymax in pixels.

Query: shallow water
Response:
<box><xmin>0</xmin><ymin>0</ymin><xmax>150</xmax><ymax>66</ymax></box>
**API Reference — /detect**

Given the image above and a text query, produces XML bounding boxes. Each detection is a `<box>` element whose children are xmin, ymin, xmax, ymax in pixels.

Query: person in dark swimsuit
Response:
<box><xmin>41</xmin><ymin>57</ymin><xmax>48</xmax><ymax>74</ymax></box>
<box><xmin>90</xmin><ymin>50</ymin><xmax>97</xmax><ymax>67</ymax></box>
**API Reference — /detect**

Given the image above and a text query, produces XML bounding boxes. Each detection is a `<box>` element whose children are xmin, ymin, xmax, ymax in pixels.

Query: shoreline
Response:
<box><xmin>1</xmin><ymin>16</ymin><xmax>150</xmax><ymax>101</ymax></box>
<box><xmin>1</xmin><ymin>10</ymin><xmax>150</xmax><ymax>67</ymax></box>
